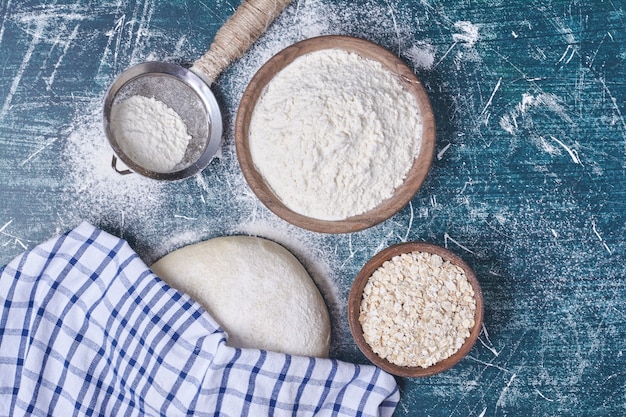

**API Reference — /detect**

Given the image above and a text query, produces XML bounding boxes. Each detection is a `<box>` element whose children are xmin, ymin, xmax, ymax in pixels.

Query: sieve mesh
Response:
<box><xmin>104</xmin><ymin>0</ymin><xmax>291</xmax><ymax>180</ymax></box>
<box><xmin>111</xmin><ymin>74</ymin><xmax>209</xmax><ymax>172</ymax></box>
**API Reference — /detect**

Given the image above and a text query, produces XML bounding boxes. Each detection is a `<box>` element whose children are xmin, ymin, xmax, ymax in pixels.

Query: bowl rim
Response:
<box><xmin>235</xmin><ymin>35</ymin><xmax>436</xmax><ymax>233</ymax></box>
<box><xmin>347</xmin><ymin>241</ymin><xmax>484</xmax><ymax>377</ymax></box>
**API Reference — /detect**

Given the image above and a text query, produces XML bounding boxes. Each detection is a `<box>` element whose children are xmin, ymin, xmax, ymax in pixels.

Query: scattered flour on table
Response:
<box><xmin>499</xmin><ymin>93</ymin><xmax>572</xmax><ymax>137</ymax></box>
<box><xmin>62</xmin><ymin>101</ymin><xmax>167</xmax><ymax>227</ymax></box>
<box><xmin>406</xmin><ymin>42</ymin><xmax>435</xmax><ymax>70</ymax></box>
<box><xmin>452</xmin><ymin>21</ymin><xmax>481</xmax><ymax>47</ymax></box>
<box><xmin>249</xmin><ymin>49</ymin><xmax>423</xmax><ymax>221</ymax></box>
<box><xmin>110</xmin><ymin>95</ymin><xmax>191</xmax><ymax>172</ymax></box>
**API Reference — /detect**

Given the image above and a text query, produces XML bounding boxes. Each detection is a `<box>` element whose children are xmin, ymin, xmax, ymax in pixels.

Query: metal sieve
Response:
<box><xmin>103</xmin><ymin>0</ymin><xmax>291</xmax><ymax>181</ymax></box>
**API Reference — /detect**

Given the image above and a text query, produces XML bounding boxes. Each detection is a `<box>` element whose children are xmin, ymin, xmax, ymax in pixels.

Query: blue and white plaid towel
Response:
<box><xmin>0</xmin><ymin>222</ymin><xmax>399</xmax><ymax>416</ymax></box>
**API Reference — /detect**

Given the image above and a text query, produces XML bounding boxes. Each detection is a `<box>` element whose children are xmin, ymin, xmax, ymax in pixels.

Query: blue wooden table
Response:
<box><xmin>1</xmin><ymin>1</ymin><xmax>625</xmax><ymax>415</ymax></box>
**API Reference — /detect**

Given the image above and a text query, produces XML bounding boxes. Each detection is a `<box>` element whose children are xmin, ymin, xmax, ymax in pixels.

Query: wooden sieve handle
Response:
<box><xmin>191</xmin><ymin>0</ymin><xmax>292</xmax><ymax>84</ymax></box>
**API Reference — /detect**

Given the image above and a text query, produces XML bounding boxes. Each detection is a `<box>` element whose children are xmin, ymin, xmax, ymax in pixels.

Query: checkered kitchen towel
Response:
<box><xmin>0</xmin><ymin>222</ymin><xmax>399</xmax><ymax>416</ymax></box>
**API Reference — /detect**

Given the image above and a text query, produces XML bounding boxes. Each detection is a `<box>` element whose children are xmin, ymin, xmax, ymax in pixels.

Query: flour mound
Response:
<box><xmin>249</xmin><ymin>49</ymin><xmax>423</xmax><ymax>221</ymax></box>
<box><xmin>110</xmin><ymin>95</ymin><xmax>191</xmax><ymax>173</ymax></box>
<box><xmin>151</xmin><ymin>236</ymin><xmax>331</xmax><ymax>357</ymax></box>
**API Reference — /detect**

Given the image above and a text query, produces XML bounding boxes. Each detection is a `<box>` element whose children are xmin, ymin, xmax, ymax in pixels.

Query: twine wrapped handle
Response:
<box><xmin>191</xmin><ymin>0</ymin><xmax>292</xmax><ymax>83</ymax></box>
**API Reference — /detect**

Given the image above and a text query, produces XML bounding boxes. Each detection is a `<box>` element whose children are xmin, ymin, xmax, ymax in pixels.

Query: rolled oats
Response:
<box><xmin>359</xmin><ymin>251</ymin><xmax>476</xmax><ymax>368</ymax></box>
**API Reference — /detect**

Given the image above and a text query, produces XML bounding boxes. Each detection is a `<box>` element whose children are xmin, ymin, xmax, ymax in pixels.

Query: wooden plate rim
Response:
<box><xmin>347</xmin><ymin>242</ymin><xmax>484</xmax><ymax>377</ymax></box>
<box><xmin>235</xmin><ymin>35</ymin><xmax>436</xmax><ymax>234</ymax></box>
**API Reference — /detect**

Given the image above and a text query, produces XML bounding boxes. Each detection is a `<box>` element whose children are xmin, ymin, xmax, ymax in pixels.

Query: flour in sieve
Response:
<box><xmin>111</xmin><ymin>95</ymin><xmax>191</xmax><ymax>173</ymax></box>
<box><xmin>248</xmin><ymin>49</ymin><xmax>423</xmax><ymax>221</ymax></box>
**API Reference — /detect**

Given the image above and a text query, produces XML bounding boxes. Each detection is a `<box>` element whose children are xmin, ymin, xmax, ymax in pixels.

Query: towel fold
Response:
<box><xmin>0</xmin><ymin>222</ymin><xmax>399</xmax><ymax>416</ymax></box>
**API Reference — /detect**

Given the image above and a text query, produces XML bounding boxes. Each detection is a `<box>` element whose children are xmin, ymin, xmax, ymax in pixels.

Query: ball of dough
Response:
<box><xmin>151</xmin><ymin>236</ymin><xmax>331</xmax><ymax>357</ymax></box>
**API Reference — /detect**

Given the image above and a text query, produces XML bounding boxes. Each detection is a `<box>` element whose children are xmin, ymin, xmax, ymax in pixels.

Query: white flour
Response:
<box><xmin>110</xmin><ymin>95</ymin><xmax>191</xmax><ymax>173</ymax></box>
<box><xmin>248</xmin><ymin>49</ymin><xmax>423</xmax><ymax>221</ymax></box>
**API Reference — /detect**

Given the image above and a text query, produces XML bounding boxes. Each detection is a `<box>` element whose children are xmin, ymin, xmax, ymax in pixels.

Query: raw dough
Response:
<box><xmin>151</xmin><ymin>236</ymin><xmax>331</xmax><ymax>357</ymax></box>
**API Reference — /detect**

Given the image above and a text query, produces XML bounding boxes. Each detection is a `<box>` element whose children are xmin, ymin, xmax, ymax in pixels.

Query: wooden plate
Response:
<box><xmin>235</xmin><ymin>35</ymin><xmax>436</xmax><ymax>234</ymax></box>
<box><xmin>348</xmin><ymin>242</ymin><xmax>484</xmax><ymax>377</ymax></box>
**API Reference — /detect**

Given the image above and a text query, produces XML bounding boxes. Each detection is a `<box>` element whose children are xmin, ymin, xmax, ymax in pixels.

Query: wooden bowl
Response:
<box><xmin>235</xmin><ymin>35</ymin><xmax>436</xmax><ymax>234</ymax></box>
<box><xmin>348</xmin><ymin>242</ymin><xmax>484</xmax><ymax>377</ymax></box>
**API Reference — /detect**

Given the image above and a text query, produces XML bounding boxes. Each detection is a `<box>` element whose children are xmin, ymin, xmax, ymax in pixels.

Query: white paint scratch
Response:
<box><xmin>433</xmin><ymin>41</ymin><xmax>458</xmax><ymax>68</ymax></box>
<box><xmin>466</xmin><ymin>355</ymin><xmax>511</xmax><ymax>373</ymax></box>
<box><xmin>501</xmin><ymin>93</ymin><xmax>573</xmax><ymax>136</ymax></box>
<box><xmin>499</xmin><ymin>114</ymin><xmax>517</xmax><ymax>135</ymax></box>
<box><xmin>173</xmin><ymin>214</ymin><xmax>198</xmax><ymax>221</ymax></box>
<box><xmin>556</xmin><ymin>44</ymin><xmax>577</xmax><ymax>66</ymax></box>
<box><xmin>0</xmin><ymin>0</ymin><xmax>12</xmax><ymax>45</ymax></box>
<box><xmin>520</xmin><ymin>93</ymin><xmax>535</xmax><ymax>112</ymax></box>
<box><xmin>383</xmin><ymin>0</ymin><xmax>401</xmax><ymax>54</ymax></box>
<box><xmin>99</xmin><ymin>14</ymin><xmax>126</xmax><ymax>75</ymax></box>
<box><xmin>603</xmin><ymin>372</ymin><xmax>624</xmax><ymax>384</ymax></box>
<box><xmin>564</xmin><ymin>46</ymin><xmax>577</xmax><ymax>65</ymax></box>
<box><xmin>131</xmin><ymin>0</ymin><xmax>156</xmax><ymax>61</ymax></box>
<box><xmin>195</xmin><ymin>172</ymin><xmax>213</xmax><ymax>198</ymax></box>
<box><xmin>46</xmin><ymin>24</ymin><xmax>81</xmax><ymax>90</ymax></box>
<box><xmin>340</xmin><ymin>234</ymin><xmax>357</xmax><ymax>268</ymax></box>
<box><xmin>20</xmin><ymin>137</ymin><xmax>59</xmax><ymax>166</ymax></box>
<box><xmin>532</xmin><ymin>93</ymin><xmax>572</xmax><ymax>122</ymax></box>
<box><xmin>538</xmin><ymin>136</ymin><xmax>559</xmax><ymax>155</ymax></box>
<box><xmin>477</xmin><ymin>407</ymin><xmax>487</xmax><ymax>417</ymax></box>
<box><xmin>0</xmin><ymin>220</ymin><xmax>13</xmax><ymax>234</ymax></box>
<box><xmin>479</xmin><ymin>77</ymin><xmax>502</xmax><ymax>117</ymax></box>
<box><xmin>599</xmin><ymin>77</ymin><xmax>626</xmax><ymax>135</ymax></box>
<box><xmin>482</xmin><ymin>323</ymin><xmax>492</xmax><ymax>344</ymax></box>
<box><xmin>402</xmin><ymin>201</ymin><xmax>414</xmax><ymax>242</ymax></box>
<box><xmin>549</xmin><ymin>16</ymin><xmax>577</xmax><ymax>45</ymax></box>
<box><xmin>459</xmin><ymin>178</ymin><xmax>473</xmax><ymax>194</ymax></box>
<box><xmin>16</xmin><ymin>9</ymin><xmax>85</xmax><ymax>28</ymax></box>
<box><xmin>0</xmin><ymin>223</ymin><xmax>28</xmax><ymax>250</ymax></box>
<box><xmin>535</xmin><ymin>388</ymin><xmax>554</xmax><ymax>402</ymax></box>
<box><xmin>478</xmin><ymin>337</ymin><xmax>500</xmax><ymax>357</ymax></box>
<box><xmin>374</xmin><ymin>230</ymin><xmax>395</xmax><ymax>255</ymax></box>
<box><xmin>591</xmin><ymin>221</ymin><xmax>612</xmax><ymax>255</ymax></box>
<box><xmin>587</xmin><ymin>33</ymin><xmax>607</xmax><ymax>69</ymax></box>
<box><xmin>0</xmin><ymin>21</ymin><xmax>43</xmax><ymax>120</ymax></box>
<box><xmin>549</xmin><ymin>135</ymin><xmax>581</xmax><ymax>164</ymax></box>
<box><xmin>444</xmin><ymin>233</ymin><xmax>475</xmax><ymax>254</ymax></box>
<box><xmin>1</xmin><ymin>237</ymin><xmax>28</xmax><ymax>250</ymax></box>
<box><xmin>437</xmin><ymin>143</ymin><xmax>452</xmax><ymax>160</ymax></box>
<box><xmin>496</xmin><ymin>373</ymin><xmax>517</xmax><ymax>407</ymax></box>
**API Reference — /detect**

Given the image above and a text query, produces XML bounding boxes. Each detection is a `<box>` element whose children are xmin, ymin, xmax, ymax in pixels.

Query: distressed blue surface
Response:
<box><xmin>0</xmin><ymin>1</ymin><xmax>625</xmax><ymax>416</ymax></box>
